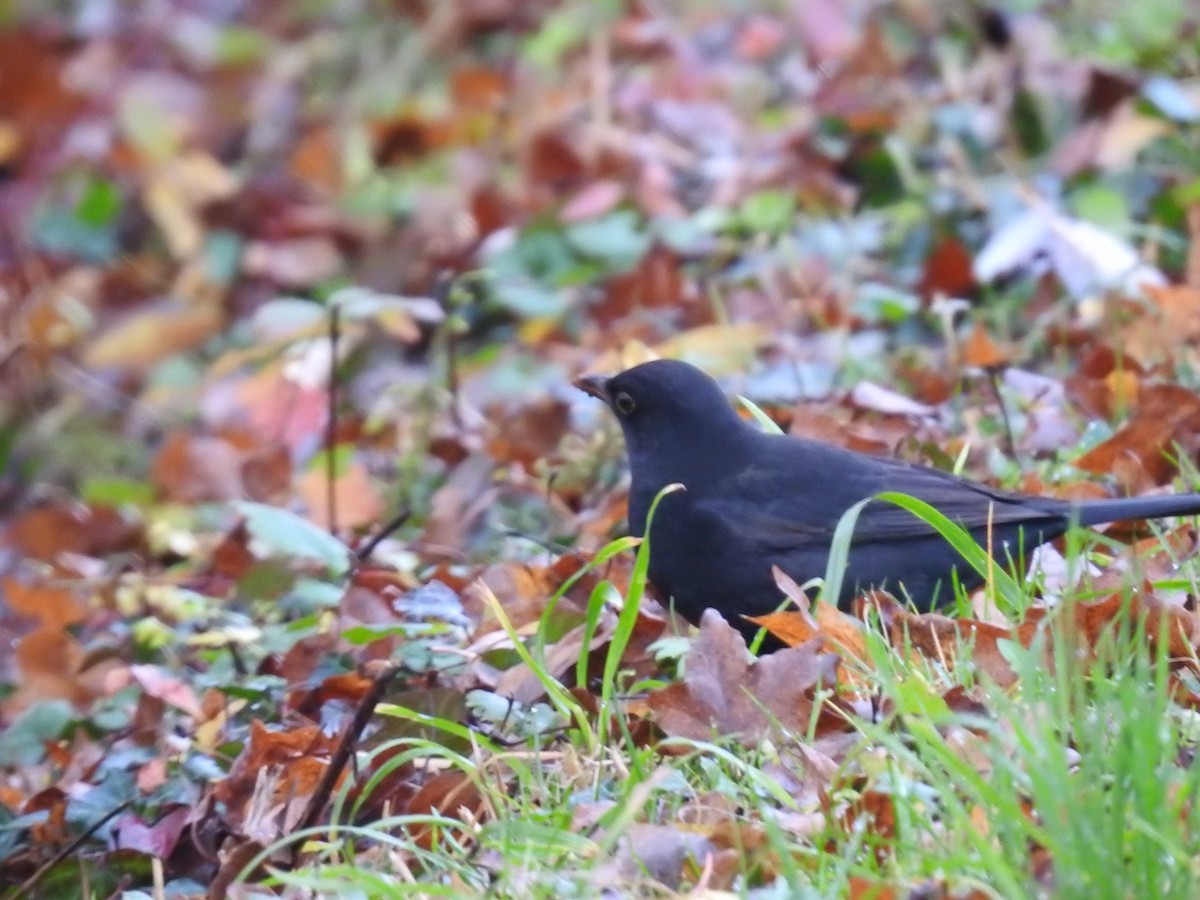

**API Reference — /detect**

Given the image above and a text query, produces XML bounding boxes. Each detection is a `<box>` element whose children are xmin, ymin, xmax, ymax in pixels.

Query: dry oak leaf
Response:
<box><xmin>961</xmin><ymin>321</ymin><xmax>1010</xmax><ymax>370</ymax></box>
<box><xmin>746</xmin><ymin>567</ymin><xmax>871</xmax><ymax>685</ymax></box>
<box><xmin>1068</xmin><ymin>584</ymin><xmax>1199</xmax><ymax>661</ymax></box>
<box><xmin>867</xmin><ymin>593</ymin><xmax>1027</xmax><ymax>690</ymax></box>
<box><xmin>83</xmin><ymin>302</ymin><xmax>224</xmax><ymax>372</ymax></box>
<box><xmin>1074</xmin><ymin>383</ymin><xmax>1200</xmax><ymax>489</ymax></box>
<box><xmin>647</xmin><ymin>610</ymin><xmax>841</xmax><ymax>743</ymax></box>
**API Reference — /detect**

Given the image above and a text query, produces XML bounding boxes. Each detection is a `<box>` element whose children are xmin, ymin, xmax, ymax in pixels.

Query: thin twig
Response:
<box><xmin>11</xmin><ymin>800</ymin><xmax>133</xmax><ymax>898</ymax></box>
<box><xmin>439</xmin><ymin>273</ymin><xmax>462</xmax><ymax>429</ymax></box>
<box><xmin>985</xmin><ymin>368</ymin><xmax>1018</xmax><ymax>461</ymax></box>
<box><xmin>354</xmin><ymin>507</ymin><xmax>412</xmax><ymax>562</ymax></box>
<box><xmin>325</xmin><ymin>303</ymin><xmax>341</xmax><ymax>536</ymax></box>
<box><xmin>290</xmin><ymin>662</ymin><xmax>404</xmax><ymax>861</ymax></box>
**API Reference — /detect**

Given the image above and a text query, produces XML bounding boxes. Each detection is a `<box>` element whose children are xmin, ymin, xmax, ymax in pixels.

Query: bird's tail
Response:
<box><xmin>1072</xmin><ymin>493</ymin><xmax>1200</xmax><ymax>527</ymax></box>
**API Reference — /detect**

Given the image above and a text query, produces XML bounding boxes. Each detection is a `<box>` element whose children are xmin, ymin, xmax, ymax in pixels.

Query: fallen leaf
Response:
<box><xmin>84</xmin><ymin>302</ymin><xmax>224</xmax><ymax>371</ymax></box>
<box><xmin>151</xmin><ymin>432</ymin><xmax>245</xmax><ymax>502</ymax></box>
<box><xmin>129</xmin><ymin>663</ymin><xmax>205</xmax><ymax>718</ymax></box>
<box><xmin>962</xmin><ymin>322</ymin><xmax>1010</xmax><ymax>370</ymax></box>
<box><xmin>1074</xmin><ymin>383</ymin><xmax>1200</xmax><ymax>488</ymax></box>
<box><xmin>647</xmin><ymin>610</ymin><xmax>842</xmax><ymax>743</ymax></box>
<box><xmin>919</xmin><ymin>236</ymin><xmax>976</xmax><ymax>300</ymax></box>
<box><xmin>561</xmin><ymin>180</ymin><xmax>624</xmax><ymax>222</ymax></box>
<box><xmin>115</xmin><ymin>806</ymin><xmax>190</xmax><ymax>858</ymax></box>
<box><xmin>655</xmin><ymin>323</ymin><xmax>767</xmax><ymax>374</ymax></box>
<box><xmin>3</xmin><ymin>578</ymin><xmax>88</xmax><ymax>629</ymax></box>
<box><xmin>868</xmin><ymin>593</ymin><xmax>1023</xmax><ymax>689</ymax></box>
<box><xmin>849</xmin><ymin>381</ymin><xmax>936</xmax><ymax>417</ymax></box>
<box><xmin>296</xmin><ymin>456</ymin><xmax>384</xmax><ymax>531</ymax></box>
<box><xmin>974</xmin><ymin>203</ymin><xmax>1165</xmax><ymax>297</ymax></box>
<box><xmin>242</xmin><ymin>236</ymin><xmax>343</xmax><ymax>287</ymax></box>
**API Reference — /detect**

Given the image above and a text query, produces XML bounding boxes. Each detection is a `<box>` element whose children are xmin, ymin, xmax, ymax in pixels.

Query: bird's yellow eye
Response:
<box><xmin>614</xmin><ymin>391</ymin><xmax>637</xmax><ymax>415</ymax></box>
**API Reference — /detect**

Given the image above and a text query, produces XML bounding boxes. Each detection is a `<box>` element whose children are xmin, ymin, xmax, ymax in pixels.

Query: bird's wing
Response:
<box><xmin>713</xmin><ymin>450</ymin><xmax>1066</xmax><ymax>549</ymax></box>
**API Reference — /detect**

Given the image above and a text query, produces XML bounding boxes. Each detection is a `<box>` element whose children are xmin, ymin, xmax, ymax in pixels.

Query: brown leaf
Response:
<box><xmin>151</xmin><ymin>432</ymin><xmax>245</xmax><ymax>503</ymax></box>
<box><xmin>230</xmin><ymin>363</ymin><xmax>330</xmax><ymax>454</ymax></box>
<box><xmin>560</xmin><ymin>180</ymin><xmax>624</xmax><ymax>223</ymax></box>
<box><xmin>1188</xmin><ymin>205</ymin><xmax>1200</xmax><ymax>291</ymax></box>
<box><xmin>748</xmin><ymin>609</ymin><xmax>820</xmax><ymax>648</ymax></box>
<box><xmin>655</xmin><ymin>323</ymin><xmax>769</xmax><ymax>376</ymax></box>
<box><xmin>114</xmin><ymin>806</ymin><xmax>190</xmax><ymax>858</ymax></box>
<box><xmin>289</xmin><ymin>125</ymin><xmax>343</xmax><ymax>193</ymax></box>
<box><xmin>83</xmin><ymin>302</ymin><xmax>224</xmax><ymax>371</ymax></box>
<box><xmin>647</xmin><ymin>610</ymin><xmax>841</xmax><ymax>743</ymax></box>
<box><xmin>212</xmin><ymin>720</ymin><xmax>338</xmax><ymax>834</ymax></box>
<box><xmin>849</xmin><ymin>381</ymin><xmax>936</xmax><ymax>417</ymax></box>
<box><xmin>11</xmin><ymin>626</ymin><xmax>102</xmax><ymax>710</ymax></box>
<box><xmin>525</xmin><ymin>130</ymin><xmax>587</xmax><ymax>190</ymax></box>
<box><xmin>599</xmin><ymin>243</ymin><xmax>691</xmax><ymax>323</ymax></box>
<box><xmin>1074</xmin><ymin>383</ymin><xmax>1200</xmax><ymax>489</ymax></box>
<box><xmin>16</xmin><ymin>268</ymin><xmax>100</xmax><ymax>358</ymax></box>
<box><xmin>263</xmin><ymin>633</ymin><xmax>340</xmax><ymax>686</ymax></box>
<box><xmin>142</xmin><ymin>152</ymin><xmax>238</xmax><ymax>258</ymax></box>
<box><xmin>962</xmin><ymin>322</ymin><xmax>1010</xmax><ymax>370</ymax></box>
<box><xmin>0</xmin><ymin>33</ymin><xmax>85</xmax><ymax>164</ymax></box>
<box><xmin>846</xmin><ymin>876</ymin><xmax>897</xmax><ymax>900</ymax></box>
<box><xmin>370</xmin><ymin>114</ymin><xmax>450</xmax><ymax>165</ymax></box>
<box><xmin>296</xmin><ymin>456</ymin><xmax>384</xmax><ymax>531</ymax></box>
<box><xmin>869</xmin><ymin>593</ymin><xmax>1022</xmax><ymax>688</ymax></box>
<box><xmin>5</xmin><ymin>502</ymin><xmax>142</xmax><ymax>563</ymax></box>
<box><xmin>1071</xmin><ymin>585</ymin><xmax>1198</xmax><ymax>660</ymax></box>
<box><xmin>3</xmin><ymin>578</ymin><xmax>87</xmax><ymax>629</ymax></box>
<box><xmin>615</xmin><ymin>822</ymin><xmax>716</xmax><ymax>891</ymax></box>
<box><xmin>238</xmin><ymin>442</ymin><xmax>293</xmax><ymax>503</ymax></box>
<box><xmin>405</xmin><ymin>770</ymin><xmax>486</xmax><ymax>850</ymax></box>
<box><xmin>242</xmin><ymin>237</ymin><xmax>343</xmax><ymax>287</ymax></box>
<box><xmin>919</xmin><ymin>236</ymin><xmax>976</xmax><ymax>300</ymax></box>
<box><xmin>421</xmin><ymin>456</ymin><xmax>496</xmax><ymax>558</ymax></box>
<box><xmin>840</xmin><ymin>787</ymin><xmax>897</xmax><ymax>859</ymax></box>
<box><xmin>485</xmin><ymin>396</ymin><xmax>571</xmax><ymax>469</ymax></box>
<box><xmin>1096</xmin><ymin>102</ymin><xmax>1172</xmax><ymax>169</ymax></box>
<box><xmin>752</xmin><ymin>569</ymin><xmax>870</xmax><ymax>679</ymax></box>
<box><xmin>492</xmin><ymin>609</ymin><xmax>618</xmax><ymax>706</ymax></box>
<box><xmin>129</xmin><ymin>663</ymin><xmax>205</xmax><ymax>718</ymax></box>
<box><xmin>24</xmin><ymin>787</ymin><xmax>70</xmax><ymax>846</ymax></box>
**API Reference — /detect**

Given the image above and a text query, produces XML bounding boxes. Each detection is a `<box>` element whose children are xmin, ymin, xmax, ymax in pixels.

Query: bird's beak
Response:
<box><xmin>573</xmin><ymin>373</ymin><xmax>611</xmax><ymax>403</ymax></box>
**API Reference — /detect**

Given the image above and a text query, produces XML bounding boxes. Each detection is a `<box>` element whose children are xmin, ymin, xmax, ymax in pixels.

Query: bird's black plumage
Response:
<box><xmin>577</xmin><ymin>359</ymin><xmax>1200</xmax><ymax>641</ymax></box>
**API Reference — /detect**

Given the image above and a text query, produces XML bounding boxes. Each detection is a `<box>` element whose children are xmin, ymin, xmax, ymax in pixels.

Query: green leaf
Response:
<box><xmin>32</xmin><ymin>204</ymin><xmax>118</xmax><ymax>262</ymax></box>
<box><xmin>490</xmin><ymin>278</ymin><xmax>570</xmax><ymax>318</ymax></box>
<box><xmin>851</xmin><ymin>282</ymin><xmax>920</xmax><ymax>323</ymax></box>
<box><xmin>0</xmin><ymin>701</ymin><xmax>74</xmax><ymax>766</ymax></box>
<box><xmin>874</xmin><ymin>491</ymin><xmax>1025</xmax><ymax>610</ymax></box>
<box><xmin>309</xmin><ymin>443</ymin><xmax>354</xmax><ymax>479</ymax></box>
<box><xmin>892</xmin><ymin>677</ymin><xmax>953</xmax><ymax>721</ymax></box>
<box><xmin>234</xmin><ymin>501</ymin><xmax>352</xmax><ymax>576</ymax></box>
<box><xmin>565</xmin><ymin>210</ymin><xmax>651</xmax><ymax>270</ymax></box>
<box><xmin>507</xmin><ymin>227</ymin><xmax>577</xmax><ymax>282</ymax></box>
<box><xmin>820</xmin><ymin>491</ymin><xmax>1024</xmax><ymax>613</ymax></box>
<box><xmin>522</xmin><ymin>9</ymin><xmax>589</xmax><ymax>69</ymax></box>
<box><xmin>738</xmin><ymin>189</ymin><xmax>796</xmax><ymax>235</ymax></box>
<box><xmin>341</xmin><ymin>623</ymin><xmax>424</xmax><ymax>644</ymax></box>
<box><xmin>203</xmin><ymin>230</ymin><xmax>245</xmax><ymax>285</ymax></box>
<box><xmin>82</xmin><ymin>476</ymin><xmax>156</xmax><ymax>507</ymax></box>
<box><xmin>1070</xmin><ymin>184</ymin><xmax>1130</xmax><ymax>231</ymax></box>
<box><xmin>820</xmin><ymin>497</ymin><xmax>873</xmax><ymax>607</ymax></box>
<box><xmin>75</xmin><ymin>178</ymin><xmax>122</xmax><ymax>227</ymax></box>
<box><xmin>737</xmin><ymin>395</ymin><xmax>785</xmax><ymax>435</ymax></box>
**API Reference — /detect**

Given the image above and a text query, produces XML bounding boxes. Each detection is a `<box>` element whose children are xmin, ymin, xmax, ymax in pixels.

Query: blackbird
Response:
<box><xmin>576</xmin><ymin>359</ymin><xmax>1200</xmax><ymax>641</ymax></box>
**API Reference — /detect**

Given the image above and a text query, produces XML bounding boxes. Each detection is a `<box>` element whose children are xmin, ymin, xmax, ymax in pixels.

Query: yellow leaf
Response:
<box><xmin>84</xmin><ymin>304</ymin><xmax>224</xmax><ymax>371</ymax></box>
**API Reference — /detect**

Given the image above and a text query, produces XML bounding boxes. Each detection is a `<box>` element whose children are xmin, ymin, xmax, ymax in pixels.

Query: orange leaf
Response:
<box><xmin>962</xmin><ymin>321</ymin><xmax>1010</xmax><ymax>370</ymax></box>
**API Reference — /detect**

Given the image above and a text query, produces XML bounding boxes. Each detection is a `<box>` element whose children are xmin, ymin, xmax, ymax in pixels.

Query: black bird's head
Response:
<box><xmin>575</xmin><ymin>359</ymin><xmax>748</xmax><ymax>483</ymax></box>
